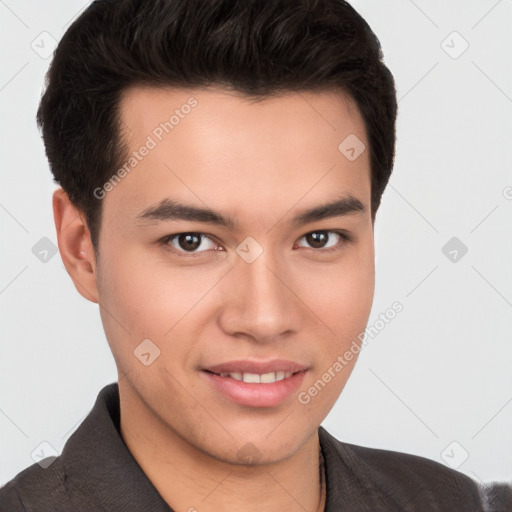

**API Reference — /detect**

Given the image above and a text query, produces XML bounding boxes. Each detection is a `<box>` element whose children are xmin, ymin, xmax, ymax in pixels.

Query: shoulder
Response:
<box><xmin>319</xmin><ymin>427</ymin><xmax>484</xmax><ymax>511</ymax></box>
<box><xmin>348</xmin><ymin>441</ymin><xmax>479</xmax><ymax>490</ymax></box>
<box><xmin>0</xmin><ymin>456</ymin><xmax>70</xmax><ymax>512</ymax></box>
<box><xmin>0</xmin><ymin>479</ymin><xmax>24</xmax><ymax>511</ymax></box>
<box><xmin>478</xmin><ymin>481</ymin><xmax>512</xmax><ymax>512</ymax></box>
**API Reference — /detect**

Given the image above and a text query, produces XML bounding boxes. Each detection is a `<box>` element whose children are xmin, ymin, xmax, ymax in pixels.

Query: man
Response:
<box><xmin>0</xmin><ymin>0</ymin><xmax>500</xmax><ymax>510</ymax></box>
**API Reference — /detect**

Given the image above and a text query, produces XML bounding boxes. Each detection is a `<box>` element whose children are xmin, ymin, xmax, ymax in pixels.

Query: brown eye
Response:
<box><xmin>178</xmin><ymin>233</ymin><xmax>201</xmax><ymax>251</ymax></box>
<box><xmin>297</xmin><ymin>231</ymin><xmax>342</xmax><ymax>249</ymax></box>
<box><xmin>164</xmin><ymin>233</ymin><xmax>217</xmax><ymax>253</ymax></box>
<box><xmin>305</xmin><ymin>232</ymin><xmax>329</xmax><ymax>249</ymax></box>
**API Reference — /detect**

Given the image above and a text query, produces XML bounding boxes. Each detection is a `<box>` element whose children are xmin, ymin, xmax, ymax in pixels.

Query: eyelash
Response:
<box><xmin>158</xmin><ymin>230</ymin><xmax>352</xmax><ymax>257</ymax></box>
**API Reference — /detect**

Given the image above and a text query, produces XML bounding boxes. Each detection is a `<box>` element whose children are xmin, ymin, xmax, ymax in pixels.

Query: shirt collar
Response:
<box><xmin>61</xmin><ymin>382</ymin><xmax>346</xmax><ymax>511</ymax></box>
<box><xmin>61</xmin><ymin>382</ymin><xmax>172</xmax><ymax>511</ymax></box>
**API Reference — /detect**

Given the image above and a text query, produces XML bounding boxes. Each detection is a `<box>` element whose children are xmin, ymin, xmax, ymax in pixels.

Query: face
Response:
<box><xmin>93</xmin><ymin>86</ymin><xmax>374</xmax><ymax>464</ymax></box>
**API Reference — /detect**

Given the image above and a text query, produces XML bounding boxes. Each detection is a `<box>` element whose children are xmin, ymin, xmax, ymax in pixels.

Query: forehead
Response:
<box><xmin>106</xmin><ymin>85</ymin><xmax>371</xmax><ymax>229</ymax></box>
<box><xmin>119</xmin><ymin>85</ymin><xmax>366</xmax><ymax>144</ymax></box>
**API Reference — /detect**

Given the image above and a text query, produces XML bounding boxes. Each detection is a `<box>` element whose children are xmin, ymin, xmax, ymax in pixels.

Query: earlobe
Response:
<box><xmin>52</xmin><ymin>188</ymin><xmax>99</xmax><ymax>304</ymax></box>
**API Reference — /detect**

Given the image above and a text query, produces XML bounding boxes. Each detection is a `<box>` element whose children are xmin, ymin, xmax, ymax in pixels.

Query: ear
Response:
<box><xmin>53</xmin><ymin>188</ymin><xmax>99</xmax><ymax>303</ymax></box>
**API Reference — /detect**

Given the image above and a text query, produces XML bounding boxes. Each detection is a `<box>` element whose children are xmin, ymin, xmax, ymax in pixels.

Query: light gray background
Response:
<box><xmin>1</xmin><ymin>0</ymin><xmax>511</xmax><ymax>486</ymax></box>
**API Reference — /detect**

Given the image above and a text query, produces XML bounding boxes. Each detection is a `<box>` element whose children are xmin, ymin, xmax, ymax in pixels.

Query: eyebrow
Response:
<box><xmin>135</xmin><ymin>195</ymin><xmax>366</xmax><ymax>229</ymax></box>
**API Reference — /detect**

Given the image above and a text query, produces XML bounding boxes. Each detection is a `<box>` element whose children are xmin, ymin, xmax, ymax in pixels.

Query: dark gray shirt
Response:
<box><xmin>0</xmin><ymin>383</ymin><xmax>498</xmax><ymax>511</ymax></box>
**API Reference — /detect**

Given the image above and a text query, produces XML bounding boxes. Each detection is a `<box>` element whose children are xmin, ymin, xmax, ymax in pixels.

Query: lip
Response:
<box><xmin>203</xmin><ymin>359</ymin><xmax>308</xmax><ymax>374</ymax></box>
<box><xmin>201</xmin><ymin>370</ymin><xmax>307</xmax><ymax>407</ymax></box>
<box><xmin>201</xmin><ymin>359</ymin><xmax>309</xmax><ymax>408</ymax></box>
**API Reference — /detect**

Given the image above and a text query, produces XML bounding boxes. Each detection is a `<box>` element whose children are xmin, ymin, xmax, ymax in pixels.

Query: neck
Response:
<box><xmin>119</xmin><ymin>385</ymin><xmax>326</xmax><ymax>512</ymax></box>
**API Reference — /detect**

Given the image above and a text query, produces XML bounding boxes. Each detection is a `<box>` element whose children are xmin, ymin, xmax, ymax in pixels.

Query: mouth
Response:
<box><xmin>200</xmin><ymin>361</ymin><xmax>308</xmax><ymax>407</ymax></box>
<box><xmin>203</xmin><ymin>369</ymin><xmax>296</xmax><ymax>383</ymax></box>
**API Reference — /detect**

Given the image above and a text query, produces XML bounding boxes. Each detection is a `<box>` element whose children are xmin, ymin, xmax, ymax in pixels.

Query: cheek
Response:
<box><xmin>96</xmin><ymin>248</ymin><xmax>173</xmax><ymax>355</ymax></box>
<box><xmin>97</xmin><ymin>248</ymin><xmax>228</xmax><ymax>368</ymax></box>
<box><xmin>297</xmin><ymin>257</ymin><xmax>374</xmax><ymax>420</ymax></box>
<box><xmin>295</xmin><ymin>239</ymin><xmax>374</xmax><ymax>411</ymax></box>
<box><xmin>297</xmin><ymin>242</ymin><xmax>375</xmax><ymax>335</ymax></box>
<box><xmin>99</xmin><ymin>249</ymin><xmax>192</xmax><ymax>331</ymax></box>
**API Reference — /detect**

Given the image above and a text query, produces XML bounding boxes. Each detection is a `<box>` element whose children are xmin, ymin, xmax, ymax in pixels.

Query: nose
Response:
<box><xmin>217</xmin><ymin>250</ymin><xmax>304</xmax><ymax>343</ymax></box>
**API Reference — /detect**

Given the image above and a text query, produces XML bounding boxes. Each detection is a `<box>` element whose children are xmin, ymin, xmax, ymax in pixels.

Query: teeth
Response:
<box><xmin>217</xmin><ymin>371</ymin><xmax>293</xmax><ymax>383</ymax></box>
<box><xmin>242</xmin><ymin>372</ymin><xmax>261</xmax><ymax>383</ymax></box>
<box><xmin>260</xmin><ymin>372</ymin><xmax>276</xmax><ymax>383</ymax></box>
